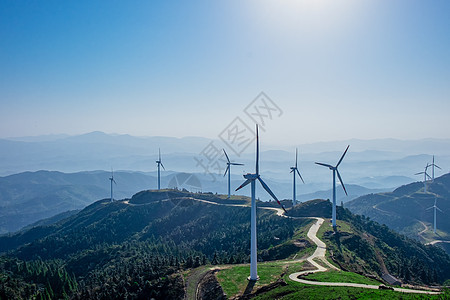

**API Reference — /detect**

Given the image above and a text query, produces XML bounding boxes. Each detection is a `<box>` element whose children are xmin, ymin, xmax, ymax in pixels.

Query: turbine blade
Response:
<box><xmin>231</xmin><ymin>163</ymin><xmax>244</xmax><ymax>166</ymax></box>
<box><xmin>296</xmin><ymin>169</ymin><xmax>305</xmax><ymax>184</ymax></box>
<box><xmin>224</xmin><ymin>165</ymin><xmax>230</xmax><ymax>177</ymax></box>
<box><xmin>295</xmin><ymin>148</ymin><xmax>298</xmax><ymax>168</ymax></box>
<box><xmin>236</xmin><ymin>179</ymin><xmax>252</xmax><ymax>191</ymax></box>
<box><xmin>315</xmin><ymin>162</ymin><xmax>333</xmax><ymax>168</ymax></box>
<box><xmin>336</xmin><ymin>145</ymin><xmax>350</xmax><ymax>167</ymax></box>
<box><xmin>113</xmin><ymin>179</ymin><xmax>117</xmax><ymax>185</ymax></box>
<box><xmin>435</xmin><ymin>164</ymin><xmax>442</xmax><ymax>170</ymax></box>
<box><xmin>161</xmin><ymin>162</ymin><xmax>165</xmax><ymax>170</ymax></box>
<box><xmin>437</xmin><ymin>206</ymin><xmax>443</xmax><ymax>212</ymax></box>
<box><xmin>258</xmin><ymin>177</ymin><xmax>286</xmax><ymax>213</ymax></box>
<box><xmin>290</xmin><ymin>169</ymin><xmax>294</xmax><ymax>173</ymax></box>
<box><xmin>336</xmin><ymin>170</ymin><xmax>348</xmax><ymax>196</ymax></box>
<box><xmin>415</xmin><ymin>172</ymin><xmax>424</xmax><ymax>175</ymax></box>
<box><xmin>426</xmin><ymin>206</ymin><xmax>433</xmax><ymax>210</ymax></box>
<box><xmin>256</xmin><ymin>125</ymin><xmax>259</xmax><ymax>176</ymax></box>
<box><xmin>223</xmin><ymin>149</ymin><xmax>230</xmax><ymax>163</ymax></box>
<box><xmin>159</xmin><ymin>148</ymin><xmax>161</xmax><ymax>161</ymax></box>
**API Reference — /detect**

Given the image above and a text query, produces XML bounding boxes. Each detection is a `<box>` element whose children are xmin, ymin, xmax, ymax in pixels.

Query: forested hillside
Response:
<box><xmin>0</xmin><ymin>190</ymin><xmax>309</xmax><ymax>299</ymax></box>
<box><xmin>324</xmin><ymin>206</ymin><xmax>450</xmax><ymax>285</ymax></box>
<box><xmin>1</xmin><ymin>190</ymin><xmax>449</xmax><ymax>299</ymax></box>
<box><xmin>346</xmin><ymin>173</ymin><xmax>450</xmax><ymax>242</ymax></box>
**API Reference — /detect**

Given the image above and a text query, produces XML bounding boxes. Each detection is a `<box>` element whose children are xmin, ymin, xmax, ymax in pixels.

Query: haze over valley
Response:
<box><xmin>1</xmin><ymin>0</ymin><xmax>450</xmax><ymax>299</ymax></box>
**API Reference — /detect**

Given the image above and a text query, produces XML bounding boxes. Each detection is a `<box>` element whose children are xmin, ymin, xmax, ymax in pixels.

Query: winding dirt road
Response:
<box><xmin>287</xmin><ymin>217</ymin><xmax>440</xmax><ymax>295</ymax></box>
<box><xmin>124</xmin><ymin>196</ymin><xmax>442</xmax><ymax>295</ymax></box>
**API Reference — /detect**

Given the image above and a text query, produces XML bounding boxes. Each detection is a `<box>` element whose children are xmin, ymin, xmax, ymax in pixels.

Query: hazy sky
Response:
<box><xmin>1</xmin><ymin>0</ymin><xmax>449</xmax><ymax>144</ymax></box>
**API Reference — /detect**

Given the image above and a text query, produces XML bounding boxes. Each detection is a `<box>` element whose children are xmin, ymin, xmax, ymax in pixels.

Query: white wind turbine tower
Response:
<box><xmin>315</xmin><ymin>145</ymin><xmax>349</xmax><ymax>230</ymax></box>
<box><xmin>109</xmin><ymin>168</ymin><xmax>116</xmax><ymax>202</ymax></box>
<box><xmin>290</xmin><ymin>148</ymin><xmax>305</xmax><ymax>206</ymax></box>
<box><xmin>415</xmin><ymin>163</ymin><xmax>431</xmax><ymax>192</ymax></box>
<box><xmin>429</xmin><ymin>155</ymin><xmax>441</xmax><ymax>182</ymax></box>
<box><xmin>223</xmin><ymin>149</ymin><xmax>244</xmax><ymax>199</ymax></box>
<box><xmin>426</xmin><ymin>198</ymin><xmax>442</xmax><ymax>234</ymax></box>
<box><xmin>235</xmin><ymin>125</ymin><xmax>286</xmax><ymax>281</ymax></box>
<box><xmin>156</xmin><ymin>148</ymin><xmax>165</xmax><ymax>190</ymax></box>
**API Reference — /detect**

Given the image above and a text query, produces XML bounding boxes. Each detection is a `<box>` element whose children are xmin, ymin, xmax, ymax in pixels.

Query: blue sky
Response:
<box><xmin>1</xmin><ymin>0</ymin><xmax>449</xmax><ymax>144</ymax></box>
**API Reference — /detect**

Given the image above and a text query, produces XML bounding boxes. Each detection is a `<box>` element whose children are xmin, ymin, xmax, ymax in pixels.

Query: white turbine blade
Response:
<box><xmin>223</xmin><ymin>149</ymin><xmax>230</xmax><ymax>163</ymax></box>
<box><xmin>159</xmin><ymin>148</ymin><xmax>161</xmax><ymax>161</ymax></box>
<box><xmin>231</xmin><ymin>163</ymin><xmax>244</xmax><ymax>166</ymax></box>
<box><xmin>223</xmin><ymin>165</ymin><xmax>230</xmax><ymax>177</ymax></box>
<box><xmin>436</xmin><ymin>206</ymin><xmax>443</xmax><ymax>212</ymax></box>
<box><xmin>258</xmin><ymin>177</ymin><xmax>286</xmax><ymax>212</ymax></box>
<box><xmin>415</xmin><ymin>172</ymin><xmax>424</xmax><ymax>175</ymax></box>
<box><xmin>295</xmin><ymin>148</ymin><xmax>298</xmax><ymax>168</ymax></box>
<box><xmin>435</xmin><ymin>164</ymin><xmax>442</xmax><ymax>170</ymax></box>
<box><xmin>290</xmin><ymin>169</ymin><xmax>294</xmax><ymax>173</ymax></box>
<box><xmin>113</xmin><ymin>178</ymin><xmax>117</xmax><ymax>185</ymax></box>
<box><xmin>336</xmin><ymin>170</ymin><xmax>348</xmax><ymax>196</ymax></box>
<box><xmin>296</xmin><ymin>169</ymin><xmax>305</xmax><ymax>184</ymax></box>
<box><xmin>161</xmin><ymin>162</ymin><xmax>165</xmax><ymax>171</ymax></box>
<box><xmin>315</xmin><ymin>162</ymin><xmax>333</xmax><ymax>168</ymax></box>
<box><xmin>336</xmin><ymin>145</ymin><xmax>350</xmax><ymax>167</ymax></box>
<box><xmin>236</xmin><ymin>179</ymin><xmax>252</xmax><ymax>191</ymax></box>
<box><xmin>426</xmin><ymin>206</ymin><xmax>433</xmax><ymax>210</ymax></box>
<box><xmin>256</xmin><ymin>124</ymin><xmax>259</xmax><ymax>176</ymax></box>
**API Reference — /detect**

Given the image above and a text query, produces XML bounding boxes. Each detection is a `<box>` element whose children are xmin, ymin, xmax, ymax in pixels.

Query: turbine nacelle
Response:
<box><xmin>243</xmin><ymin>173</ymin><xmax>258</xmax><ymax>180</ymax></box>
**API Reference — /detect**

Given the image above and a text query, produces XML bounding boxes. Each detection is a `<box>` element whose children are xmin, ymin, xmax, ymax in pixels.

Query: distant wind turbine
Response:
<box><xmin>235</xmin><ymin>125</ymin><xmax>286</xmax><ymax>281</ymax></box>
<box><xmin>109</xmin><ymin>168</ymin><xmax>116</xmax><ymax>202</ymax></box>
<box><xmin>426</xmin><ymin>198</ymin><xmax>442</xmax><ymax>234</ymax></box>
<box><xmin>223</xmin><ymin>149</ymin><xmax>243</xmax><ymax>199</ymax></box>
<box><xmin>290</xmin><ymin>148</ymin><xmax>305</xmax><ymax>206</ymax></box>
<box><xmin>315</xmin><ymin>145</ymin><xmax>349</xmax><ymax>230</ymax></box>
<box><xmin>156</xmin><ymin>148</ymin><xmax>165</xmax><ymax>190</ymax></box>
<box><xmin>415</xmin><ymin>163</ymin><xmax>431</xmax><ymax>192</ymax></box>
<box><xmin>429</xmin><ymin>156</ymin><xmax>441</xmax><ymax>182</ymax></box>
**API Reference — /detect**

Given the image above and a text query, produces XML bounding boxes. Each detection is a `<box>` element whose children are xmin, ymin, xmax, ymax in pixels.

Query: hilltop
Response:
<box><xmin>346</xmin><ymin>173</ymin><xmax>450</xmax><ymax>246</ymax></box>
<box><xmin>1</xmin><ymin>190</ymin><xmax>449</xmax><ymax>299</ymax></box>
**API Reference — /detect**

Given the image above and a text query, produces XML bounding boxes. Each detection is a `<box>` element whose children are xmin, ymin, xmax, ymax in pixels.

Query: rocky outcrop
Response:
<box><xmin>196</xmin><ymin>270</ymin><xmax>226</xmax><ymax>300</ymax></box>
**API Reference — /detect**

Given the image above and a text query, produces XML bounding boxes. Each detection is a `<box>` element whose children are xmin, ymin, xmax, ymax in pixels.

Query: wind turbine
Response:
<box><xmin>235</xmin><ymin>125</ymin><xmax>286</xmax><ymax>281</ymax></box>
<box><xmin>426</xmin><ymin>198</ymin><xmax>442</xmax><ymax>234</ymax></box>
<box><xmin>315</xmin><ymin>145</ymin><xmax>349</xmax><ymax>230</ymax></box>
<box><xmin>223</xmin><ymin>149</ymin><xmax>244</xmax><ymax>199</ymax></box>
<box><xmin>429</xmin><ymin>155</ymin><xmax>441</xmax><ymax>182</ymax></box>
<box><xmin>156</xmin><ymin>148</ymin><xmax>165</xmax><ymax>190</ymax></box>
<box><xmin>109</xmin><ymin>168</ymin><xmax>116</xmax><ymax>202</ymax></box>
<box><xmin>290</xmin><ymin>148</ymin><xmax>305</xmax><ymax>206</ymax></box>
<box><xmin>415</xmin><ymin>164</ymin><xmax>431</xmax><ymax>192</ymax></box>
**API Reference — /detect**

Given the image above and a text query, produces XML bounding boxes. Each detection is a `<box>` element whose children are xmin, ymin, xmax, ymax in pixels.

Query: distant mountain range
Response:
<box><xmin>0</xmin><ymin>170</ymin><xmax>391</xmax><ymax>234</ymax></box>
<box><xmin>0</xmin><ymin>170</ymin><xmax>155</xmax><ymax>233</ymax></box>
<box><xmin>346</xmin><ymin>173</ymin><xmax>450</xmax><ymax>245</ymax></box>
<box><xmin>1</xmin><ymin>132</ymin><xmax>449</xmax><ymax>191</ymax></box>
<box><xmin>2</xmin><ymin>131</ymin><xmax>450</xmax><ymax>234</ymax></box>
